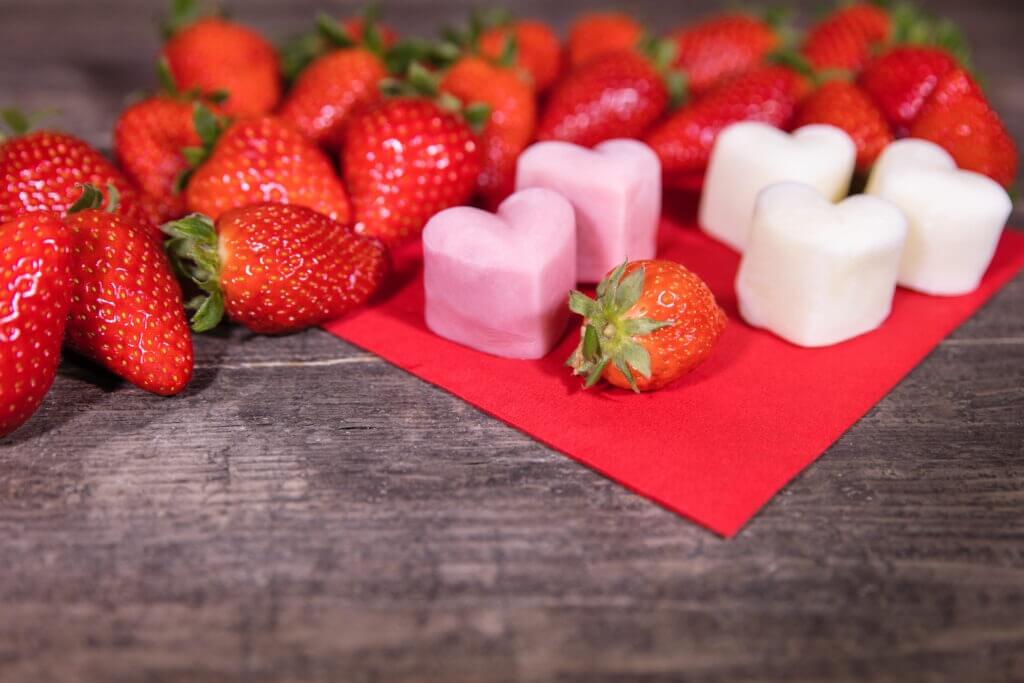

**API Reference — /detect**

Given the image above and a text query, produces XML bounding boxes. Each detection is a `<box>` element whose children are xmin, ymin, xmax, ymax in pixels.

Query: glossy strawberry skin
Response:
<box><xmin>478</xmin><ymin>20</ymin><xmax>562</xmax><ymax>93</ymax></box>
<box><xmin>162</xmin><ymin>18</ymin><xmax>282</xmax><ymax>117</ymax></box>
<box><xmin>114</xmin><ymin>96</ymin><xmax>199</xmax><ymax>223</ymax></box>
<box><xmin>801</xmin><ymin>3</ymin><xmax>891</xmax><ymax>72</ymax></box>
<box><xmin>858</xmin><ymin>46</ymin><xmax>957</xmax><ymax>135</ymax></box>
<box><xmin>277</xmin><ymin>48</ymin><xmax>387</xmax><ymax>151</ymax></box>
<box><xmin>185</xmin><ymin>116</ymin><xmax>352</xmax><ymax>224</ymax></box>
<box><xmin>0</xmin><ymin>131</ymin><xmax>157</xmax><ymax>234</ymax></box>
<box><xmin>671</xmin><ymin>14</ymin><xmax>779</xmax><ymax>96</ymax></box>
<box><xmin>0</xmin><ymin>213</ymin><xmax>73</xmax><ymax>437</ymax></box>
<box><xmin>216</xmin><ymin>204</ymin><xmax>387</xmax><ymax>334</ymax></box>
<box><xmin>909</xmin><ymin>69</ymin><xmax>1018</xmax><ymax>188</ymax></box>
<box><xmin>440</xmin><ymin>57</ymin><xmax>537</xmax><ymax>209</ymax></box>
<box><xmin>343</xmin><ymin>98</ymin><xmax>482</xmax><ymax>244</ymax></box>
<box><xmin>795</xmin><ymin>80</ymin><xmax>894</xmax><ymax>173</ymax></box>
<box><xmin>645</xmin><ymin>66</ymin><xmax>808</xmax><ymax>178</ymax></box>
<box><xmin>64</xmin><ymin>209</ymin><xmax>193</xmax><ymax>396</ymax></box>
<box><xmin>567</xmin><ymin>12</ymin><xmax>644</xmax><ymax>68</ymax></box>
<box><xmin>537</xmin><ymin>51</ymin><xmax>669</xmax><ymax>148</ymax></box>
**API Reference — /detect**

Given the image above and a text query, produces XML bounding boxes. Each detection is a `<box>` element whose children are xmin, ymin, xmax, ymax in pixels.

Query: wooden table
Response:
<box><xmin>2</xmin><ymin>1</ymin><xmax>1022</xmax><ymax>681</ymax></box>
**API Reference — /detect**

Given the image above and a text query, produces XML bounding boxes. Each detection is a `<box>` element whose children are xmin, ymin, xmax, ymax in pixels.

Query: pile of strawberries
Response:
<box><xmin>1</xmin><ymin>1</ymin><xmax>1019</xmax><ymax>435</ymax></box>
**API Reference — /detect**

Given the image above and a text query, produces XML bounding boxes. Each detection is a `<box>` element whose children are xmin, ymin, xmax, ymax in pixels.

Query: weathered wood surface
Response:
<box><xmin>1</xmin><ymin>1</ymin><xmax>1023</xmax><ymax>681</ymax></box>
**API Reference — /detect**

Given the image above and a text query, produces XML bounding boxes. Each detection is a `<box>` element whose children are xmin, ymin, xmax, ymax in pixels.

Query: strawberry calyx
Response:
<box><xmin>281</xmin><ymin>7</ymin><xmax>397</xmax><ymax>82</ymax></box>
<box><xmin>67</xmin><ymin>184</ymin><xmax>121</xmax><ymax>214</ymax></box>
<box><xmin>566</xmin><ymin>262</ymin><xmax>671</xmax><ymax>393</ymax></box>
<box><xmin>161</xmin><ymin>0</ymin><xmax>219</xmax><ymax>39</ymax></box>
<box><xmin>379</xmin><ymin>62</ymin><xmax>492</xmax><ymax>133</ymax></box>
<box><xmin>888</xmin><ymin>3</ymin><xmax>970</xmax><ymax>67</ymax></box>
<box><xmin>636</xmin><ymin>36</ymin><xmax>687</xmax><ymax>107</ymax></box>
<box><xmin>161</xmin><ymin>214</ymin><xmax>225</xmax><ymax>332</ymax></box>
<box><xmin>173</xmin><ymin>102</ymin><xmax>230</xmax><ymax>193</ymax></box>
<box><xmin>0</xmin><ymin>107</ymin><xmax>56</xmax><ymax>142</ymax></box>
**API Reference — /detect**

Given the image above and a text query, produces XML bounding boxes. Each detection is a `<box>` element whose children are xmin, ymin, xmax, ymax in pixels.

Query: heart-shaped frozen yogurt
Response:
<box><xmin>700</xmin><ymin>122</ymin><xmax>857</xmax><ymax>252</ymax></box>
<box><xmin>866</xmin><ymin>138</ymin><xmax>1012</xmax><ymax>296</ymax></box>
<box><xmin>736</xmin><ymin>182</ymin><xmax>908</xmax><ymax>348</ymax></box>
<box><xmin>515</xmin><ymin>139</ymin><xmax>660</xmax><ymax>283</ymax></box>
<box><xmin>422</xmin><ymin>188</ymin><xmax>577</xmax><ymax>359</ymax></box>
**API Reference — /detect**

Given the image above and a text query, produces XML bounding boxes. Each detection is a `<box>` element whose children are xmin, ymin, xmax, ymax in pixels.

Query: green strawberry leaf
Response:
<box><xmin>621</xmin><ymin>342</ymin><xmax>653</xmax><ymax>380</ymax></box>
<box><xmin>613</xmin><ymin>267</ymin><xmax>645</xmax><ymax>311</ymax></box>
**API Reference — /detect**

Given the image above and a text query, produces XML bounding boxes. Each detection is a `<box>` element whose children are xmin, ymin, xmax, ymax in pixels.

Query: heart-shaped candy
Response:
<box><xmin>866</xmin><ymin>139</ymin><xmax>1013</xmax><ymax>296</ymax></box>
<box><xmin>422</xmin><ymin>188</ymin><xmax>577</xmax><ymax>359</ymax></box>
<box><xmin>515</xmin><ymin>139</ymin><xmax>660</xmax><ymax>283</ymax></box>
<box><xmin>736</xmin><ymin>182</ymin><xmax>908</xmax><ymax>348</ymax></box>
<box><xmin>700</xmin><ymin>122</ymin><xmax>857</xmax><ymax>252</ymax></box>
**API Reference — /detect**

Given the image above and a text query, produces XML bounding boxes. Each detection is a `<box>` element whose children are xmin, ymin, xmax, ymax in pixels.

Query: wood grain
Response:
<box><xmin>1</xmin><ymin>1</ymin><xmax>1023</xmax><ymax>681</ymax></box>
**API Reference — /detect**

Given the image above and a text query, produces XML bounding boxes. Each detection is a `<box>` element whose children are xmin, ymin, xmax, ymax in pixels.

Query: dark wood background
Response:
<box><xmin>2</xmin><ymin>1</ymin><xmax>1023</xmax><ymax>681</ymax></box>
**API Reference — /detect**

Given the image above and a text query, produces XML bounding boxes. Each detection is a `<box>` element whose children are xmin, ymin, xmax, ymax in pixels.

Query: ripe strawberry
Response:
<box><xmin>0</xmin><ymin>213</ymin><xmax>73</xmax><ymax>437</ymax></box>
<box><xmin>801</xmin><ymin>2</ymin><xmax>891</xmax><ymax>72</ymax></box>
<box><xmin>567</xmin><ymin>13</ymin><xmax>644</xmax><ymax>69</ymax></box>
<box><xmin>537</xmin><ymin>50</ymin><xmax>671</xmax><ymax>148</ymax></box>
<box><xmin>478</xmin><ymin>20</ymin><xmax>562</xmax><ymax>93</ymax></box>
<box><xmin>63</xmin><ymin>186</ymin><xmax>193</xmax><ymax>396</ymax></box>
<box><xmin>278</xmin><ymin>47</ymin><xmax>388</xmax><ymax>151</ymax></box>
<box><xmin>281</xmin><ymin>13</ymin><xmax>398</xmax><ymax>82</ymax></box>
<box><xmin>567</xmin><ymin>260</ymin><xmax>726</xmax><ymax>393</ymax></box>
<box><xmin>671</xmin><ymin>14</ymin><xmax>780</xmax><ymax>96</ymax></box>
<box><xmin>794</xmin><ymin>80</ymin><xmax>893</xmax><ymax>173</ymax></box>
<box><xmin>163</xmin><ymin>204</ymin><xmax>387</xmax><ymax>334</ymax></box>
<box><xmin>161</xmin><ymin>9</ymin><xmax>281</xmax><ymax>117</ymax></box>
<box><xmin>909</xmin><ymin>69</ymin><xmax>1018</xmax><ymax>187</ymax></box>
<box><xmin>343</xmin><ymin>98</ymin><xmax>482</xmax><ymax>244</ymax></box>
<box><xmin>440</xmin><ymin>56</ymin><xmax>536</xmax><ymax>209</ymax></box>
<box><xmin>858</xmin><ymin>46</ymin><xmax>957</xmax><ymax>134</ymax></box>
<box><xmin>185</xmin><ymin>115</ymin><xmax>352</xmax><ymax>224</ymax></box>
<box><xmin>645</xmin><ymin>66</ymin><xmax>809</xmax><ymax>179</ymax></box>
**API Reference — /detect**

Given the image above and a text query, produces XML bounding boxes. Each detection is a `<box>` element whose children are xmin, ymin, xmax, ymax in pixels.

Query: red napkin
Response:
<box><xmin>324</xmin><ymin>196</ymin><xmax>1024</xmax><ymax>537</ymax></box>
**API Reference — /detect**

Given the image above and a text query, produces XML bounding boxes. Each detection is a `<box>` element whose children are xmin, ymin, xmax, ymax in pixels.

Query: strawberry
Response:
<box><xmin>909</xmin><ymin>69</ymin><xmax>1018</xmax><ymax>188</ymax></box>
<box><xmin>163</xmin><ymin>204</ymin><xmax>387</xmax><ymax>334</ymax></box>
<box><xmin>567</xmin><ymin>12</ymin><xmax>644</xmax><ymax>69</ymax></box>
<box><xmin>278</xmin><ymin>47</ymin><xmax>388</xmax><ymax>151</ymax></box>
<box><xmin>670</xmin><ymin>13</ymin><xmax>781</xmax><ymax>96</ymax></box>
<box><xmin>858</xmin><ymin>46</ymin><xmax>957</xmax><ymax>134</ymax></box>
<box><xmin>184</xmin><ymin>114</ymin><xmax>352</xmax><ymax>224</ymax></box>
<box><xmin>794</xmin><ymin>80</ymin><xmax>893</xmax><ymax>173</ymax></box>
<box><xmin>161</xmin><ymin>1</ymin><xmax>281</xmax><ymax>117</ymax></box>
<box><xmin>478</xmin><ymin>19</ymin><xmax>562</xmax><ymax>93</ymax></box>
<box><xmin>281</xmin><ymin>12</ymin><xmax>398</xmax><ymax>82</ymax></box>
<box><xmin>801</xmin><ymin>2</ymin><xmax>891</xmax><ymax>73</ymax></box>
<box><xmin>645</xmin><ymin>65</ymin><xmax>809</xmax><ymax>180</ymax></box>
<box><xmin>567</xmin><ymin>260</ymin><xmax>726</xmax><ymax>393</ymax></box>
<box><xmin>440</xmin><ymin>56</ymin><xmax>537</xmax><ymax>209</ymax></box>
<box><xmin>343</xmin><ymin>97</ymin><xmax>483</xmax><ymax>244</ymax></box>
<box><xmin>341</xmin><ymin>17</ymin><xmax>399</xmax><ymax>49</ymax></box>
<box><xmin>0</xmin><ymin>213</ymin><xmax>73</xmax><ymax>437</ymax></box>
<box><xmin>537</xmin><ymin>49</ymin><xmax>673</xmax><ymax>148</ymax></box>
<box><xmin>0</xmin><ymin>114</ymin><xmax>157</xmax><ymax>234</ymax></box>
<box><xmin>63</xmin><ymin>186</ymin><xmax>193</xmax><ymax>396</ymax></box>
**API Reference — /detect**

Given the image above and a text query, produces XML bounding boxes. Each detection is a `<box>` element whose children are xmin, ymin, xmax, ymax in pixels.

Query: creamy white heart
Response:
<box><xmin>700</xmin><ymin>122</ymin><xmax>857</xmax><ymax>252</ymax></box>
<box><xmin>866</xmin><ymin>138</ymin><xmax>1012</xmax><ymax>296</ymax></box>
<box><xmin>516</xmin><ymin>139</ymin><xmax>661</xmax><ymax>283</ymax></box>
<box><xmin>736</xmin><ymin>182</ymin><xmax>908</xmax><ymax>348</ymax></box>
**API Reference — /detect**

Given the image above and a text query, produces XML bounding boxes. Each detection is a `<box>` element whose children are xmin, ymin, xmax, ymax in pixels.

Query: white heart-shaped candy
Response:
<box><xmin>866</xmin><ymin>138</ymin><xmax>1012</xmax><ymax>296</ymax></box>
<box><xmin>700</xmin><ymin>122</ymin><xmax>857</xmax><ymax>252</ymax></box>
<box><xmin>736</xmin><ymin>182</ymin><xmax>908</xmax><ymax>348</ymax></box>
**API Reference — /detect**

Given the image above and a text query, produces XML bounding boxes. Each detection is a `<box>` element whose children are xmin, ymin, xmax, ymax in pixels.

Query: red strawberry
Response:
<box><xmin>440</xmin><ymin>56</ymin><xmax>537</xmax><ymax>209</ymax></box>
<box><xmin>278</xmin><ymin>47</ymin><xmax>388</xmax><ymax>151</ymax></box>
<box><xmin>671</xmin><ymin>14</ymin><xmax>780</xmax><ymax>96</ymax></box>
<box><xmin>163</xmin><ymin>204</ymin><xmax>387</xmax><ymax>334</ymax></box>
<box><xmin>343</xmin><ymin>98</ymin><xmax>483</xmax><ymax>244</ymax></box>
<box><xmin>478</xmin><ymin>20</ymin><xmax>562</xmax><ymax>93</ymax></box>
<box><xmin>0</xmin><ymin>121</ymin><xmax>157</xmax><ymax>235</ymax></box>
<box><xmin>0</xmin><ymin>213</ymin><xmax>73</xmax><ymax>437</ymax></box>
<box><xmin>567</xmin><ymin>12</ymin><xmax>644</xmax><ymax>68</ymax></box>
<box><xmin>63</xmin><ymin>186</ymin><xmax>193</xmax><ymax>396</ymax></box>
<box><xmin>185</xmin><ymin>115</ymin><xmax>352</xmax><ymax>224</ymax></box>
<box><xmin>909</xmin><ymin>69</ymin><xmax>1018</xmax><ymax>188</ymax></box>
<box><xmin>568</xmin><ymin>260</ymin><xmax>726</xmax><ymax>393</ymax></box>
<box><xmin>161</xmin><ymin>10</ymin><xmax>281</xmax><ymax>117</ymax></box>
<box><xmin>801</xmin><ymin>3</ymin><xmax>891</xmax><ymax>72</ymax></box>
<box><xmin>280</xmin><ymin>13</ymin><xmax>397</xmax><ymax>82</ymax></box>
<box><xmin>645</xmin><ymin>66</ymin><xmax>809</xmax><ymax>179</ymax></box>
<box><xmin>794</xmin><ymin>80</ymin><xmax>893</xmax><ymax>172</ymax></box>
<box><xmin>858</xmin><ymin>46</ymin><xmax>957</xmax><ymax>134</ymax></box>
<box><xmin>537</xmin><ymin>50</ymin><xmax>671</xmax><ymax>148</ymax></box>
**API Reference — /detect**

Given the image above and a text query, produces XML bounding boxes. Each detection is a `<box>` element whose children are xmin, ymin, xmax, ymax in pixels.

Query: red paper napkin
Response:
<box><xmin>324</xmin><ymin>196</ymin><xmax>1024</xmax><ymax>537</ymax></box>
